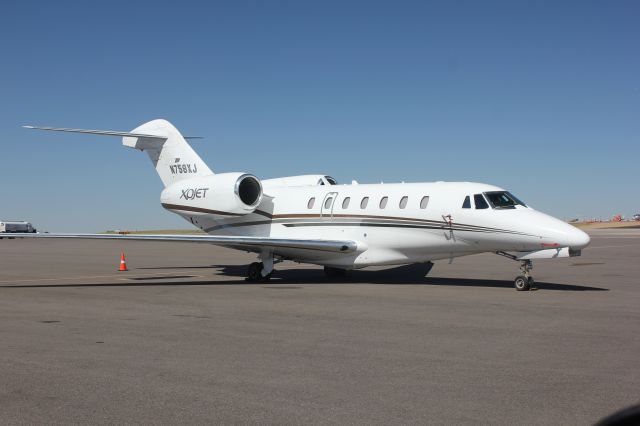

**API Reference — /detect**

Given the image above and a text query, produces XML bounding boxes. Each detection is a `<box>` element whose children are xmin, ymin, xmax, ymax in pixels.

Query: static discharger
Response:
<box><xmin>118</xmin><ymin>252</ymin><xmax>128</xmax><ymax>272</ymax></box>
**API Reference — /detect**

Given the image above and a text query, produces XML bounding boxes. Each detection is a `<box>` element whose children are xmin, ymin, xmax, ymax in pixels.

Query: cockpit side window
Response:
<box><xmin>462</xmin><ymin>196</ymin><xmax>471</xmax><ymax>209</ymax></box>
<box><xmin>474</xmin><ymin>194</ymin><xmax>489</xmax><ymax>209</ymax></box>
<box><xmin>484</xmin><ymin>191</ymin><xmax>527</xmax><ymax>209</ymax></box>
<box><xmin>325</xmin><ymin>176</ymin><xmax>338</xmax><ymax>185</ymax></box>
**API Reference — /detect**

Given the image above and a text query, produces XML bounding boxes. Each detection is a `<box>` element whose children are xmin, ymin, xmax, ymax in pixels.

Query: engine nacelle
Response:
<box><xmin>160</xmin><ymin>172</ymin><xmax>263</xmax><ymax>217</ymax></box>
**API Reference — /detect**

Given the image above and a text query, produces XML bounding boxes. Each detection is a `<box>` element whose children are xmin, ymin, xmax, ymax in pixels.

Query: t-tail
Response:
<box><xmin>23</xmin><ymin>119</ymin><xmax>213</xmax><ymax>187</ymax></box>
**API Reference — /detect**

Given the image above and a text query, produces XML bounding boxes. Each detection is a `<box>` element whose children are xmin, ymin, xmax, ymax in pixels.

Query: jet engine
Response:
<box><xmin>160</xmin><ymin>172</ymin><xmax>263</xmax><ymax>216</ymax></box>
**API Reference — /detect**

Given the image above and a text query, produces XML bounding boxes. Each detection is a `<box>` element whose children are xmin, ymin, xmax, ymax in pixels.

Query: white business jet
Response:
<box><xmin>18</xmin><ymin>119</ymin><xmax>590</xmax><ymax>291</ymax></box>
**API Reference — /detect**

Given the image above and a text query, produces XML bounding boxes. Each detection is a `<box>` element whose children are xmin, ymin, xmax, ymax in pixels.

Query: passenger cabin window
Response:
<box><xmin>420</xmin><ymin>196</ymin><xmax>429</xmax><ymax>209</ymax></box>
<box><xmin>360</xmin><ymin>197</ymin><xmax>369</xmax><ymax>209</ymax></box>
<box><xmin>462</xmin><ymin>196</ymin><xmax>471</xmax><ymax>209</ymax></box>
<box><xmin>474</xmin><ymin>194</ymin><xmax>489</xmax><ymax>209</ymax></box>
<box><xmin>484</xmin><ymin>191</ymin><xmax>526</xmax><ymax>209</ymax></box>
<box><xmin>399</xmin><ymin>196</ymin><xmax>408</xmax><ymax>209</ymax></box>
<box><xmin>324</xmin><ymin>197</ymin><xmax>333</xmax><ymax>209</ymax></box>
<box><xmin>307</xmin><ymin>198</ymin><xmax>315</xmax><ymax>209</ymax></box>
<box><xmin>342</xmin><ymin>197</ymin><xmax>350</xmax><ymax>209</ymax></box>
<box><xmin>379</xmin><ymin>196</ymin><xmax>388</xmax><ymax>209</ymax></box>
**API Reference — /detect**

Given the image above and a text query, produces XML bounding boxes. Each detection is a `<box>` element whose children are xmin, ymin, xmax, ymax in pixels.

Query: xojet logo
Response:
<box><xmin>180</xmin><ymin>188</ymin><xmax>210</xmax><ymax>200</ymax></box>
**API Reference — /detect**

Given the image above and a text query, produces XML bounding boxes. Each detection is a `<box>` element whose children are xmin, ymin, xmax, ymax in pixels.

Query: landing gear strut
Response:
<box><xmin>496</xmin><ymin>252</ymin><xmax>536</xmax><ymax>291</ymax></box>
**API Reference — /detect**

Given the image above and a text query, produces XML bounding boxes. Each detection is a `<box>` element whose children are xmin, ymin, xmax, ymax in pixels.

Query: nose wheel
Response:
<box><xmin>496</xmin><ymin>252</ymin><xmax>536</xmax><ymax>291</ymax></box>
<box><xmin>514</xmin><ymin>260</ymin><xmax>534</xmax><ymax>291</ymax></box>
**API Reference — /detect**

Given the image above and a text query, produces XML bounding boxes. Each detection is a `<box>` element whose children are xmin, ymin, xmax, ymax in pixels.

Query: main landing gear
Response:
<box><xmin>496</xmin><ymin>252</ymin><xmax>536</xmax><ymax>291</ymax></box>
<box><xmin>324</xmin><ymin>266</ymin><xmax>350</xmax><ymax>279</ymax></box>
<box><xmin>246</xmin><ymin>262</ymin><xmax>272</xmax><ymax>282</ymax></box>
<box><xmin>245</xmin><ymin>251</ymin><xmax>275</xmax><ymax>282</ymax></box>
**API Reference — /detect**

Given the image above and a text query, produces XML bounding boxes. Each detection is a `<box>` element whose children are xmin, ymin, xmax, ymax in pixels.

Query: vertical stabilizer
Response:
<box><xmin>122</xmin><ymin>119</ymin><xmax>213</xmax><ymax>187</ymax></box>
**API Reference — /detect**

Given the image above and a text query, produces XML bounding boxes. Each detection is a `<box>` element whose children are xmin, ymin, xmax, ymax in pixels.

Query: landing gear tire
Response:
<box><xmin>246</xmin><ymin>262</ymin><xmax>273</xmax><ymax>282</ymax></box>
<box><xmin>246</xmin><ymin>262</ymin><xmax>263</xmax><ymax>282</ymax></box>
<box><xmin>514</xmin><ymin>275</ymin><xmax>531</xmax><ymax>291</ymax></box>
<box><xmin>324</xmin><ymin>266</ymin><xmax>349</xmax><ymax>279</ymax></box>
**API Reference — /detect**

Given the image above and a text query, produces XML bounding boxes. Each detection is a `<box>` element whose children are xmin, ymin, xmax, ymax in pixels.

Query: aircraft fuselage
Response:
<box><xmin>162</xmin><ymin>180</ymin><xmax>590</xmax><ymax>269</ymax></box>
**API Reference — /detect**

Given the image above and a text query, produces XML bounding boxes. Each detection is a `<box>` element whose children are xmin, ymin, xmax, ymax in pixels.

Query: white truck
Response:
<box><xmin>0</xmin><ymin>221</ymin><xmax>37</xmax><ymax>237</ymax></box>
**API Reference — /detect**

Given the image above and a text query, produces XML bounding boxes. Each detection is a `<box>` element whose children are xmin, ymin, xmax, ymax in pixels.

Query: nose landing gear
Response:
<box><xmin>514</xmin><ymin>260</ymin><xmax>534</xmax><ymax>291</ymax></box>
<box><xmin>496</xmin><ymin>252</ymin><xmax>536</xmax><ymax>291</ymax></box>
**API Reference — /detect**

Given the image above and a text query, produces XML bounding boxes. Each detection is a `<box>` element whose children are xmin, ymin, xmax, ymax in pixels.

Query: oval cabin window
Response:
<box><xmin>420</xmin><ymin>196</ymin><xmax>429</xmax><ymax>209</ymax></box>
<box><xmin>360</xmin><ymin>197</ymin><xmax>369</xmax><ymax>209</ymax></box>
<box><xmin>379</xmin><ymin>197</ymin><xmax>388</xmax><ymax>209</ymax></box>
<box><xmin>342</xmin><ymin>197</ymin><xmax>350</xmax><ymax>209</ymax></box>
<box><xmin>324</xmin><ymin>197</ymin><xmax>333</xmax><ymax>209</ymax></box>
<box><xmin>399</xmin><ymin>196</ymin><xmax>408</xmax><ymax>209</ymax></box>
<box><xmin>307</xmin><ymin>197</ymin><xmax>315</xmax><ymax>209</ymax></box>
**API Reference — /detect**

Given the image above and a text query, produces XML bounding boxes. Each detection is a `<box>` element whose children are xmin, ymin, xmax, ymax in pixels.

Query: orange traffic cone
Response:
<box><xmin>118</xmin><ymin>252</ymin><xmax>128</xmax><ymax>272</ymax></box>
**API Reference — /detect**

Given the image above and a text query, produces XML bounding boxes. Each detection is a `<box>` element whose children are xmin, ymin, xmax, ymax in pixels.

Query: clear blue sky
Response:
<box><xmin>1</xmin><ymin>1</ymin><xmax>638</xmax><ymax>231</ymax></box>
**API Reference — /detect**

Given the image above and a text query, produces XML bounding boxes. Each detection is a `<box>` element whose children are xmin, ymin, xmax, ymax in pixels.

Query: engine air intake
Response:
<box><xmin>236</xmin><ymin>174</ymin><xmax>262</xmax><ymax>207</ymax></box>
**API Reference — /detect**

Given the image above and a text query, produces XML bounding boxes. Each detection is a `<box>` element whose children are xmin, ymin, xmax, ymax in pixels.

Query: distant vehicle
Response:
<box><xmin>0</xmin><ymin>221</ymin><xmax>36</xmax><ymax>236</ymax></box>
<box><xmin>633</xmin><ymin>214</ymin><xmax>640</xmax><ymax>221</ymax></box>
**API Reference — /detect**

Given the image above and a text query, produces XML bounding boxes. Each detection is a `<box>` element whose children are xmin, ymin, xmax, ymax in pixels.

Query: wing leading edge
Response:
<box><xmin>4</xmin><ymin>233</ymin><xmax>359</xmax><ymax>254</ymax></box>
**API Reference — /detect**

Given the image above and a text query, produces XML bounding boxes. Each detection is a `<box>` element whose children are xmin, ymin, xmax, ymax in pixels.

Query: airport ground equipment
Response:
<box><xmin>0</xmin><ymin>221</ymin><xmax>36</xmax><ymax>235</ymax></box>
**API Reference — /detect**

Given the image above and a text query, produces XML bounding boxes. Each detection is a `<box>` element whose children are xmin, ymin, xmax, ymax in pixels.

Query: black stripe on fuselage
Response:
<box><xmin>260</xmin><ymin>212</ymin><xmax>523</xmax><ymax>234</ymax></box>
<box><xmin>281</xmin><ymin>221</ymin><xmax>529</xmax><ymax>235</ymax></box>
<box><xmin>178</xmin><ymin>207</ymin><xmax>526</xmax><ymax>235</ymax></box>
<box><xmin>203</xmin><ymin>215</ymin><xmax>534</xmax><ymax>236</ymax></box>
<box><xmin>162</xmin><ymin>203</ymin><xmax>245</xmax><ymax>217</ymax></box>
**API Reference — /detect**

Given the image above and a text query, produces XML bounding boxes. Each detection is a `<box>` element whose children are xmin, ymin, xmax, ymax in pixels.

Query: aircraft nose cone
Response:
<box><xmin>568</xmin><ymin>227</ymin><xmax>591</xmax><ymax>250</ymax></box>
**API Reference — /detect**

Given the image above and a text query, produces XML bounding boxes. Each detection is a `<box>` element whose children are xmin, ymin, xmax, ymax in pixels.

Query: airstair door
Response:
<box><xmin>321</xmin><ymin>192</ymin><xmax>338</xmax><ymax>219</ymax></box>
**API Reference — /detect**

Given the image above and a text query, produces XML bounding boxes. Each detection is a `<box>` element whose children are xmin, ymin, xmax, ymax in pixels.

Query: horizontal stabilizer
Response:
<box><xmin>23</xmin><ymin>125</ymin><xmax>167</xmax><ymax>139</ymax></box>
<box><xmin>23</xmin><ymin>125</ymin><xmax>201</xmax><ymax>139</ymax></box>
<box><xmin>24</xmin><ymin>119</ymin><xmax>211</xmax><ymax>187</ymax></box>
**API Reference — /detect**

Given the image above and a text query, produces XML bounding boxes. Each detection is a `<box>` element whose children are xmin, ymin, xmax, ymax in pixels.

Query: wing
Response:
<box><xmin>4</xmin><ymin>233</ymin><xmax>358</xmax><ymax>254</ymax></box>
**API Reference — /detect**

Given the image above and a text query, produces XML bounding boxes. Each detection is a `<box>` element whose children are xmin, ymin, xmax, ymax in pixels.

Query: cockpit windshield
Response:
<box><xmin>484</xmin><ymin>191</ymin><xmax>527</xmax><ymax>209</ymax></box>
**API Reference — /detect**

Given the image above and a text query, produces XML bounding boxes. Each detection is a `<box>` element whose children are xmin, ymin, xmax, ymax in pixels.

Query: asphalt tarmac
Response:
<box><xmin>0</xmin><ymin>229</ymin><xmax>638</xmax><ymax>425</ymax></box>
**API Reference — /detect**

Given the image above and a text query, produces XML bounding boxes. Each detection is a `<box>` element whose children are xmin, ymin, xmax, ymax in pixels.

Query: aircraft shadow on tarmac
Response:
<box><xmin>2</xmin><ymin>264</ymin><xmax>608</xmax><ymax>291</ymax></box>
<box><xmin>209</xmin><ymin>263</ymin><xmax>608</xmax><ymax>291</ymax></box>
